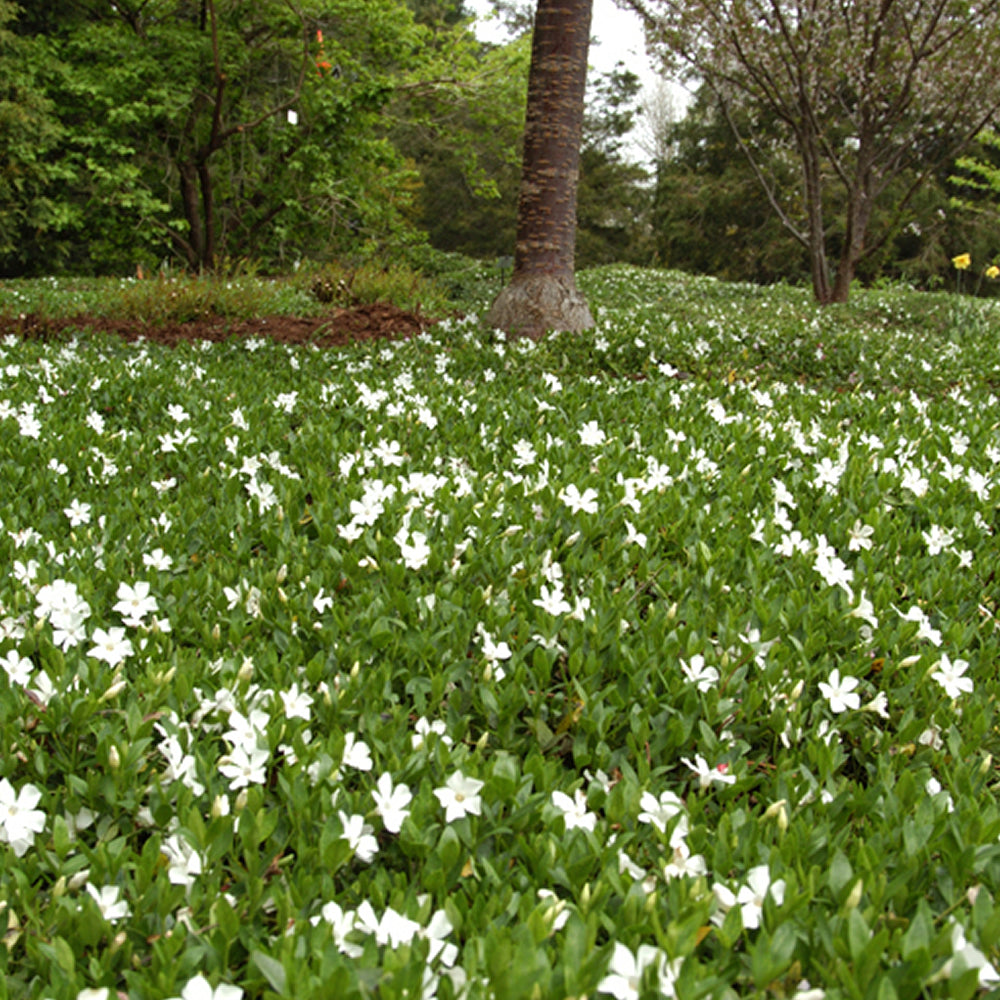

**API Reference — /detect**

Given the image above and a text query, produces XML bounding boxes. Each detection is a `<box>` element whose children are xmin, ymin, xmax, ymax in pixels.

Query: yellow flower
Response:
<box><xmin>986</xmin><ymin>265</ymin><xmax>1000</xmax><ymax>280</ymax></box>
<box><xmin>952</xmin><ymin>253</ymin><xmax>972</xmax><ymax>270</ymax></box>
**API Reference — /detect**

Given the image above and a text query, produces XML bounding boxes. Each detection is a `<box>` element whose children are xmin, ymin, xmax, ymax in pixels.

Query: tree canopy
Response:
<box><xmin>629</xmin><ymin>0</ymin><xmax>1000</xmax><ymax>302</ymax></box>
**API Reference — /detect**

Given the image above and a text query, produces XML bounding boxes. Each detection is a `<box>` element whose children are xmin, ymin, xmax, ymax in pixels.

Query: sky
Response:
<box><xmin>464</xmin><ymin>0</ymin><xmax>690</xmax><ymax>162</ymax></box>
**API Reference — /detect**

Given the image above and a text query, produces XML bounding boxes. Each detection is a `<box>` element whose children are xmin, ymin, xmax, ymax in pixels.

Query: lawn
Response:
<box><xmin>2</xmin><ymin>265</ymin><xmax>1000</xmax><ymax>999</ymax></box>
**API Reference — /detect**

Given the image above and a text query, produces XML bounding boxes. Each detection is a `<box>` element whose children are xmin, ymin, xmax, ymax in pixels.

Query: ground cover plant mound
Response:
<box><xmin>2</xmin><ymin>265</ymin><xmax>1000</xmax><ymax>999</ymax></box>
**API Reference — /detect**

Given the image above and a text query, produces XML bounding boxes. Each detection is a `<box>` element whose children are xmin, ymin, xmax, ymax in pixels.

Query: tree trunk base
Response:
<box><xmin>485</xmin><ymin>272</ymin><xmax>594</xmax><ymax>339</ymax></box>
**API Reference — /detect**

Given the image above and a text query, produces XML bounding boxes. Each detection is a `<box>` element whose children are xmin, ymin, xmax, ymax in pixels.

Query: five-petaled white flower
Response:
<box><xmin>931</xmin><ymin>653</ymin><xmax>974</xmax><ymax>699</ymax></box>
<box><xmin>398</xmin><ymin>530</ymin><xmax>431</xmax><ymax>570</ymax></box>
<box><xmin>87</xmin><ymin>626</ymin><xmax>134</xmax><ymax>666</ymax></box>
<box><xmin>0</xmin><ymin>778</ymin><xmax>46</xmax><ymax>856</ymax></box>
<box><xmin>637</xmin><ymin>790</ymin><xmax>684</xmax><ymax>834</ymax></box>
<box><xmin>818</xmin><ymin>669</ymin><xmax>860</xmax><ymax>714</ymax></box>
<box><xmin>218</xmin><ymin>745</ymin><xmax>270</xmax><ymax>790</ymax></box>
<box><xmin>559</xmin><ymin>484</ymin><xmax>599</xmax><ymax>514</ymax></box>
<box><xmin>578</xmin><ymin>421</ymin><xmax>607</xmax><ymax>447</ymax></box>
<box><xmin>434</xmin><ymin>772</ymin><xmax>484</xmax><ymax>823</ymax></box>
<box><xmin>551</xmin><ymin>788</ymin><xmax>597</xmax><ymax>832</ymax></box>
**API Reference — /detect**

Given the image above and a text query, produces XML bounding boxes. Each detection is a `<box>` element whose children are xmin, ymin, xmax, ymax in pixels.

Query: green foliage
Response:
<box><xmin>653</xmin><ymin>86</ymin><xmax>999</xmax><ymax>293</ymax></box>
<box><xmin>575</xmin><ymin>65</ymin><xmax>653</xmax><ymax>269</ymax></box>
<box><xmin>394</xmin><ymin>34</ymin><xmax>530</xmax><ymax>259</ymax></box>
<box><xmin>5</xmin><ymin>268</ymin><xmax>1000</xmax><ymax>998</ymax></box>
<box><xmin>1</xmin><ymin>0</ymin><xmax>488</xmax><ymax>276</ymax></box>
<box><xmin>0</xmin><ymin>2</ymin><xmax>68</xmax><ymax>269</ymax></box>
<box><xmin>650</xmin><ymin>88</ymin><xmax>807</xmax><ymax>283</ymax></box>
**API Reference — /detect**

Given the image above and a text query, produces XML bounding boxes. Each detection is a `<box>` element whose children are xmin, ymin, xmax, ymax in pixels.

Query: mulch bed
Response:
<box><xmin>1</xmin><ymin>301</ymin><xmax>435</xmax><ymax>348</ymax></box>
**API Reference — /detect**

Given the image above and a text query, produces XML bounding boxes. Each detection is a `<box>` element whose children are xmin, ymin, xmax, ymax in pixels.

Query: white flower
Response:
<box><xmin>847</xmin><ymin>519</ymin><xmax>874</xmax><ymax>551</ymax></box>
<box><xmin>533</xmin><ymin>582</ymin><xmax>572</xmax><ymax>617</ymax></box>
<box><xmin>278</xmin><ymin>682</ymin><xmax>313</xmax><ymax>721</ymax></box>
<box><xmin>372</xmin><ymin>773</ymin><xmax>413</xmax><ymax>833</ymax></box>
<box><xmin>2</xmin><ymin>649</ymin><xmax>33</xmax><ymax>686</ymax></box>
<box><xmin>637</xmin><ymin>790</ymin><xmax>684</xmax><ymax>833</ymax></box>
<box><xmin>898</xmin><ymin>605</ymin><xmax>942</xmax><ymax>646</ymax></box>
<box><xmin>339</xmin><ymin>810</ymin><xmax>378</xmax><ymax>863</ymax></box>
<box><xmin>169</xmin><ymin>974</ymin><xmax>244</xmax><ymax>1000</ymax></box>
<box><xmin>412</xmin><ymin>716</ymin><xmax>452</xmax><ymax>750</ymax></box>
<box><xmin>142</xmin><ymin>547</ymin><xmax>174</xmax><ymax>571</ymax></box>
<box><xmin>818</xmin><ymin>669</ymin><xmax>860</xmax><ymax>713</ymax></box>
<box><xmin>931</xmin><ymin>653</ymin><xmax>974</xmax><ymax>699</ymax></box>
<box><xmin>559</xmin><ymin>484</ymin><xmax>599</xmax><ymax>514</ymax></box>
<box><xmin>578</xmin><ymin>420</ymin><xmax>606</xmax><ymax>446</ymax></box>
<box><xmin>624</xmin><ymin>520</ymin><xmax>647</xmax><ymax>548</ymax></box>
<box><xmin>923</xmin><ymin>524</ymin><xmax>956</xmax><ymax>556</ymax></box>
<box><xmin>113</xmin><ymin>580</ymin><xmax>158</xmax><ymax>627</ymax></box>
<box><xmin>734</xmin><ymin>865</ymin><xmax>785</xmax><ymax>930</ymax></box>
<box><xmin>162</xmin><ymin>834</ymin><xmax>204</xmax><ymax>887</ymax></box>
<box><xmin>944</xmin><ymin>922</ymin><xmax>1000</xmax><ymax>986</ymax></box>
<box><xmin>218</xmin><ymin>745</ymin><xmax>270</xmax><ymax>789</ymax></box>
<box><xmin>342</xmin><ymin>733</ymin><xmax>373</xmax><ymax>771</ymax></box>
<box><xmin>663</xmin><ymin>839</ymin><xmax>707</xmax><ymax>880</ymax></box>
<box><xmin>680</xmin><ymin>655</ymin><xmax>718</xmax><ymax>692</ymax></box>
<box><xmin>355</xmin><ymin>901</ymin><xmax>421</xmax><ymax>948</ymax></box>
<box><xmin>551</xmin><ymin>788</ymin><xmax>597</xmax><ymax>832</ymax></box>
<box><xmin>87</xmin><ymin>626</ymin><xmax>134</xmax><ymax>666</ymax></box>
<box><xmin>434</xmin><ymin>772</ymin><xmax>484</xmax><ymax>822</ymax></box>
<box><xmin>0</xmin><ymin>778</ymin><xmax>46</xmax><ymax>855</ymax></box>
<box><xmin>64</xmin><ymin>499</ymin><xmax>92</xmax><ymax>526</ymax></box>
<box><xmin>598</xmin><ymin>941</ymin><xmax>680</xmax><ymax>999</ymax></box>
<box><xmin>398</xmin><ymin>530</ymin><xmax>431</xmax><ymax>570</ymax></box>
<box><xmin>86</xmin><ymin>883</ymin><xmax>131</xmax><ymax>922</ymax></box>
<box><xmin>681</xmin><ymin>754</ymin><xmax>736</xmax><ymax>789</ymax></box>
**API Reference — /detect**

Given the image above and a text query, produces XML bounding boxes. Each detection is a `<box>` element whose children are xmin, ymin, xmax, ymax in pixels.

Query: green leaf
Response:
<box><xmin>252</xmin><ymin>950</ymin><xmax>288</xmax><ymax>995</ymax></box>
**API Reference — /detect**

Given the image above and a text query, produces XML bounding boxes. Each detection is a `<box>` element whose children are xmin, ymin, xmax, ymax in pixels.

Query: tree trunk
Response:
<box><xmin>831</xmin><ymin>168</ymin><xmax>874</xmax><ymax>304</ymax></box>
<box><xmin>799</xmin><ymin>122</ymin><xmax>833</xmax><ymax>304</ymax></box>
<box><xmin>178</xmin><ymin>162</ymin><xmax>204</xmax><ymax>271</ymax></box>
<box><xmin>485</xmin><ymin>0</ymin><xmax>594</xmax><ymax>339</ymax></box>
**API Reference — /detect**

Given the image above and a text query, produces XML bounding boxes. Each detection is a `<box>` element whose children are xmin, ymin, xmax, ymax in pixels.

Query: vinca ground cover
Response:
<box><xmin>3</xmin><ymin>265</ymin><xmax>1000</xmax><ymax>999</ymax></box>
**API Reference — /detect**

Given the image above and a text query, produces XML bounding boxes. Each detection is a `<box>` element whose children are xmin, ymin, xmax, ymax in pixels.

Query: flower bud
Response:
<box><xmin>980</xmin><ymin>754</ymin><xmax>993</xmax><ymax>778</ymax></box>
<box><xmin>235</xmin><ymin>789</ymin><xmax>248</xmax><ymax>812</ymax></box>
<box><xmin>844</xmin><ymin>879</ymin><xmax>863</xmax><ymax>910</ymax></box>
<box><xmin>276</xmin><ymin>563</ymin><xmax>288</xmax><ymax>585</ymax></box>
<box><xmin>101</xmin><ymin>679</ymin><xmax>127</xmax><ymax>702</ymax></box>
<box><xmin>108</xmin><ymin>745</ymin><xmax>121</xmax><ymax>770</ymax></box>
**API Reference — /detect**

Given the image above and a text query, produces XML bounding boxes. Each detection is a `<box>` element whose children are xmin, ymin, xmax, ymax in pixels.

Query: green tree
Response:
<box><xmin>389</xmin><ymin>31</ymin><xmax>530</xmax><ymax>259</ymax></box>
<box><xmin>4</xmin><ymin>0</ymin><xmax>444</xmax><ymax>275</ymax></box>
<box><xmin>649</xmin><ymin>86</ymin><xmax>807</xmax><ymax>282</ymax></box>
<box><xmin>575</xmin><ymin>63</ymin><xmax>652</xmax><ymax>268</ymax></box>
<box><xmin>0</xmin><ymin>1</ymin><xmax>69</xmax><ymax>271</ymax></box>
<box><xmin>629</xmin><ymin>0</ymin><xmax>1000</xmax><ymax>303</ymax></box>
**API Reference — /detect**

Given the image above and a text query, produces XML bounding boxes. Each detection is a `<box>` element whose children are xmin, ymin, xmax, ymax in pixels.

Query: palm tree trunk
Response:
<box><xmin>485</xmin><ymin>0</ymin><xmax>594</xmax><ymax>338</ymax></box>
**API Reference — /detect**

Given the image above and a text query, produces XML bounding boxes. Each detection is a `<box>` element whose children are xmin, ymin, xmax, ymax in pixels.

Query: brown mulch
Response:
<box><xmin>1</xmin><ymin>301</ymin><xmax>436</xmax><ymax>348</ymax></box>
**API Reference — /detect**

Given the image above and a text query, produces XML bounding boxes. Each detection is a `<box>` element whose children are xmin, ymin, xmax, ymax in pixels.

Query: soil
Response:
<box><xmin>2</xmin><ymin>301</ymin><xmax>436</xmax><ymax>349</ymax></box>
